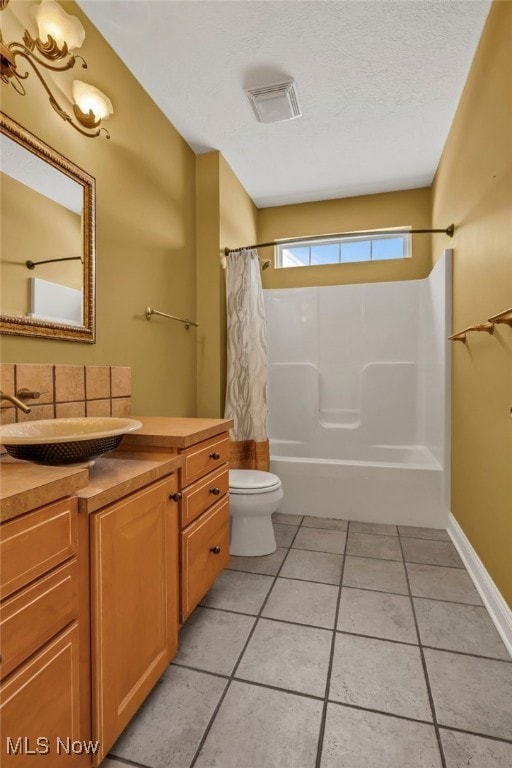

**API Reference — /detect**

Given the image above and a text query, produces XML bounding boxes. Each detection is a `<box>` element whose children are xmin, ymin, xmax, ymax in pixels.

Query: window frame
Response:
<box><xmin>275</xmin><ymin>228</ymin><xmax>412</xmax><ymax>269</ymax></box>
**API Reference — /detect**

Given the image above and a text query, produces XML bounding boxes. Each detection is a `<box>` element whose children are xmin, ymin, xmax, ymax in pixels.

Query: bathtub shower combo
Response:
<box><xmin>265</xmin><ymin>250</ymin><xmax>451</xmax><ymax>528</ymax></box>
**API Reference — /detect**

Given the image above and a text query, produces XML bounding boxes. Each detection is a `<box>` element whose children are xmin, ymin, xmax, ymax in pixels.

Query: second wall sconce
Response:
<box><xmin>0</xmin><ymin>0</ymin><xmax>113</xmax><ymax>138</ymax></box>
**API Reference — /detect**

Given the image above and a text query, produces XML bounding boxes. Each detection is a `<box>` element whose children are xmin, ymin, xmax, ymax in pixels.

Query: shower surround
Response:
<box><xmin>265</xmin><ymin>250</ymin><xmax>451</xmax><ymax>527</ymax></box>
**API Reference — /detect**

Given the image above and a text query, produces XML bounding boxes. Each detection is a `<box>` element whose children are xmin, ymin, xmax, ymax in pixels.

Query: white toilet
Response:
<box><xmin>229</xmin><ymin>469</ymin><xmax>284</xmax><ymax>556</ymax></box>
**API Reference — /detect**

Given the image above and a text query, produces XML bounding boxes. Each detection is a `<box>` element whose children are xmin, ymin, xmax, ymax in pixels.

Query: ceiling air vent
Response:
<box><xmin>246</xmin><ymin>80</ymin><xmax>301</xmax><ymax>124</ymax></box>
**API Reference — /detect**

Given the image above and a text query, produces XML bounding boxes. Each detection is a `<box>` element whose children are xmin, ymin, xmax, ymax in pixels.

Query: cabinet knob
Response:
<box><xmin>209</xmin><ymin>546</ymin><xmax>221</xmax><ymax>555</ymax></box>
<box><xmin>209</xmin><ymin>452</ymin><xmax>220</xmax><ymax>460</ymax></box>
<box><xmin>209</xmin><ymin>487</ymin><xmax>220</xmax><ymax>496</ymax></box>
<box><xmin>170</xmin><ymin>492</ymin><xmax>182</xmax><ymax>502</ymax></box>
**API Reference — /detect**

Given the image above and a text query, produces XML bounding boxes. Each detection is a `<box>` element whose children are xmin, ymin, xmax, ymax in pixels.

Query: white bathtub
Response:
<box><xmin>265</xmin><ymin>253</ymin><xmax>452</xmax><ymax>530</ymax></box>
<box><xmin>270</xmin><ymin>444</ymin><xmax>448</xmax><ymax>528</ymax></box>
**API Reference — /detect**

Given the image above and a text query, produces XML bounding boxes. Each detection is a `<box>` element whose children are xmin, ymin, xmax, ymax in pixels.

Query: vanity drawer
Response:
<box><xmin>0</xmin><ymin>498</ymin><xmax>78</xmax><ymax>599</ymax></box>
<box><xmin>180</xmin><ymin>434</ymin><xmax>230</xmax><ymax>486</ymax></box>
<box><xmin>0</xmin><ymin>560</ymin><xmax>79</xmax><ymax>680</ymax></box>
<box><xmin>180</xmin><ymin>466</ymin><xmax>229</xmax><ymax>528</ymax></box>
<box><xmin>180</xmin><ymin>498</ymin><xmax>229</xmax><ymax>621</ymax></box>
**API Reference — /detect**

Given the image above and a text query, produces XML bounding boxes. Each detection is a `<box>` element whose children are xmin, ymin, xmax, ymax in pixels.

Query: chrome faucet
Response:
<box><xmin>0</xmin><ymin>390</ymin><xmax>32</xmax><ymax>414</ymax></box>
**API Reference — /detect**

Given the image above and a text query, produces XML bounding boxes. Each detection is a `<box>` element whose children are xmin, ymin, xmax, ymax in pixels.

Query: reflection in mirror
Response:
<box><xmin>0</xmin><ymin>113</ymin><xmax>95</xmax><ymax>342</ymax></box>
<box><xmin>1</xmin><ymin>135</ymin><xmax>83</xmax><ymax>323</ymax></box>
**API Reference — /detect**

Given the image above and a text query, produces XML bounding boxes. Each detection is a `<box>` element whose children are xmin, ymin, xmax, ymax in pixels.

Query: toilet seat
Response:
<box><xmin>229</xmin><ymin>469</ymin><xmax>282</xmax><ymax>495</ymax></box>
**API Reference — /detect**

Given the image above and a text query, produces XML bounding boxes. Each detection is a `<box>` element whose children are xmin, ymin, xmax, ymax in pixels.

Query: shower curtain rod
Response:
<box><xmin>223</xmin><ymin>224</ymin><xmax>455</xmax><ymax>255</ymax></box>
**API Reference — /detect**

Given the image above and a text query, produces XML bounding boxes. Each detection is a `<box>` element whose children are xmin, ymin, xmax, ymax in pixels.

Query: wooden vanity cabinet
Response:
<box><xmin>120</xmin><ymin>417</ymin><xmax>233</xmax><ymax>623</ymax></box>
<box><xmin>0</xmin><ymin>497</ymin><xmax>91</xmax><ymax>767</ymax></box>
<box><xmin>177</xmin><ymin>433</ymin><xmax>230</xmax><ymax>622</ymax></box>
<box><xmin>90</xmin><ymin>474</ymin><xmax>179</xmax><ymax>764</ymax></box>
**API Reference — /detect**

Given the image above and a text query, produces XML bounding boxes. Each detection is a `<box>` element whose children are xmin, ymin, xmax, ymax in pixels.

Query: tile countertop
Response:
<box><xmin>122</xmin><ymin>416</ymin><xmax>234</xmax><ymax>450</ymax></box>
<box><xmin>0</xmin><ymin>451</ymin><xmax>182</xmax><ymax>522</ymax></box>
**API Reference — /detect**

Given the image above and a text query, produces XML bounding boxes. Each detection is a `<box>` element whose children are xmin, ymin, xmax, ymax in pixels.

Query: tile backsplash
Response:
<box><xmin>0</xmin><ymin>364</ymin><xmax>131</xmax><ymax>425</ymax></box>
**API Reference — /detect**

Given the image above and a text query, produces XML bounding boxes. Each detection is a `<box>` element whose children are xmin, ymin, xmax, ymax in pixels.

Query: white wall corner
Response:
<box><xmin>448</xmin><ymin>512</ymin><xmax>512</xmax><ymax>657</ymax></box>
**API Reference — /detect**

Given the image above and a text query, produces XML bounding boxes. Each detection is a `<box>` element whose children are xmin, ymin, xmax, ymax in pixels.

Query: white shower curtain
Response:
<box><xmin>224</xmin><ymin>248</ymin><xmax>269</xmax><ymax>470</ymax></box>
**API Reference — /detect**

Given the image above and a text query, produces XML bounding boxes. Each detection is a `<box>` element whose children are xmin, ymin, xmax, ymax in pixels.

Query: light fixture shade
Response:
<box><xmin>35</xmin><ymin>0</ymin><xmax>85</xmax><ymax>50</ymax></box>
<box><xmin>72</xmin><ymin>81</ymin><xmax>113</xmax><ymax>121</ymax></box>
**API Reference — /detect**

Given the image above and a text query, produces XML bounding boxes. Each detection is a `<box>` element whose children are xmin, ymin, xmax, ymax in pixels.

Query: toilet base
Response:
<box><xmin>230</xmin><ymin>514</ymin><xmax>277</xmax><ymax>557</ymax></box>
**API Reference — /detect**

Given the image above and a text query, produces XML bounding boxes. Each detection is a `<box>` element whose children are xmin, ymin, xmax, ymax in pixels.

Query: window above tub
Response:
<box><xmin>275</xmin><ymin>228</ymin><xmax>411</xmax><ymax>269</ymax></box>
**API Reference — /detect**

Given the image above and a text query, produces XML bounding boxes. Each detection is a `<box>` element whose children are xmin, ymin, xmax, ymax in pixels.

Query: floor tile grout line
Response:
<box><xmin>246</xmin><ymin>523</ymin><xmax>463</xmax><ymax>568</ymax></box>
<box><xmin>286</xmin><ymin>542</ymin><xmax>465</xmax><ymax>569</ymax></box>
<box><xmin>194</xmin><ymin>602</ymin><xmax>510</xmax><ymax>664</ymax></box>
<box><xmin>349</xmin><ymin>530</ymin><xmax>400</xmax><ymax>541</ymax></box>
<box><xmin>325</xmin><ymin>698</ymin><xmax>437</xmax><ymax>728</ymax></box>
<box><xmin>314</xmin><ymin>519</ymin><xmax>350</xmax><ymax>768</ymax></box>
<box><xmin>185</xmin><ymin>672</ymin><xmax>231</xmax><ymax>766</ymax></box>
<box><xmin>216</xmin><ymin>572</ymin><xmax>487</xmax><ymax>616</ymax></box>
<box><xmin>171</xmin><ymin>664</ymin><xmax>334</xmax><ymax>706</ymax></box>
<box><xmin>326</xmin><ymin>698</ymin><xmax>512</xmax><ymax>744</ymax></box>
<box><xmin>232</xmin><ymin>675</ymin><xmax>325</xmax><ymax>703</ymax></box>
<box><xmin>105</xmin><ymin>755</ymin><xmax>153</xmax><ymax>768</ymax></box>
<box><xmin>397</xmin><ymin>534</ymin><xmax>447</xmax><ymax>768</ymax></box>
<box><xmin>260</xmin><ymin>612</ymin><xmax>334</xmax><ymax>631</ymax></box>
<box><xmin>171</xmin><ymin>660</ymin><xmax>231</xmax><ymax>680</ymax></box>
<box><xmin>434</xmin><ymin>723</ymin><xmax>512</xmax><ymax>746</ymax></box>
<box><xmin>272</xmin><ymin>515</ymin><xmax>304</xmax><ymax>526</ymax></box>
<box><xmin>188</xmin><ymin>521</ymin><xmax>303</xmax><ymax>768</ymax></box>
<box><xmin>281</xmin><ymin>544</ymin><xmax>347</xmax><ymax>556</ymax></box>
<box><xmin>197</xmin><ymin>604</ymin><xmax>264</xmax><ymax>620</ymax></box>
<box><xmin>171</xmin><ymin>658</ymin><xmax>512</xmax><ymax>747</ymax></box>
<box><xmin>419</xmin><ymin>644</ymin><xmax>512</xmax><ymax>664</ymax></box>
<box><xmin>227</xmin><ymin>567</ymin><xmax>341</xmax><ymax>587</ymax></box>
<box><xmin>343</xmin><ymin>583</ymin><xmax>483</xmax><ymax>607</ymax></box>
<box><xmin>334</xmin><ymin>629</ymin><xmax>511</xmax><ymax>663</ymax></box>
<box><xmin>299</xmin><ymin>525</ymin><xmax>349</xmax><ymax>533</ymax></box>
<box><xmin>194</xmin><ymin>608</ymin><xmax>354</xmax><ymax>632</ymax></box>
<box><xmin>278</xmin><ymin>516</ymin><xmax>452</xmax><ymax>543</ymax></box>
<box><xmin>170</xmin><ymin>659</ymin><xmax>512</xmax><ymax>746</ymax></box>
<box><xmin>405</xmin><ymin>559</ymin><xmax>465</xmax><ymax>570</ymax></box>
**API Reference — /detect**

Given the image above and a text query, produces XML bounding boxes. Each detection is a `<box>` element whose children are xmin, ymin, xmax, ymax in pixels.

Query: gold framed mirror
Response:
<box><xmin>0</xmin><ymin>112</ymin><xmax>96</xmax><ymax>342</ymax></box>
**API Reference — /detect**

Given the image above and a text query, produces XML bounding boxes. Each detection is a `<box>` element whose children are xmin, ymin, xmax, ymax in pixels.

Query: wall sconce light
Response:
<box><xmin>0</xmin><ymin>0</ymin><xmax>113</xmax><ymax>138</ymax></box>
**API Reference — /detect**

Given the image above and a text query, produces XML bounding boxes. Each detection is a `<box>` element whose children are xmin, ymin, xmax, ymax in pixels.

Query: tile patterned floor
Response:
<box><xmin>102</xmin><ymin>515</ymin><xmax>512</xmax><ymax>768</ymax></box>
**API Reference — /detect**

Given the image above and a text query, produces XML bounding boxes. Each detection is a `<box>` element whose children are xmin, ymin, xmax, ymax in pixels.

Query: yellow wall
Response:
<box><xmin>196</xmin><ymin>152</ymin><xmax>222</xmax><ymax>417</ymax></box>
<box><xmin>195</xmin><ymin>151</ymin><xmax>258</xmax><ymax>417</ymax></box>
<box><xmin>432</xmin><ymin>1</ymin><xmax>512</xmax><ymax>607</ymax></box>
<box><xmin>258</xmin><ymin>187</ymin><xmax>432</xmax><ymax>289</ymax></box>
<box><xmin>1</xmin><ymin>174</ymin><xmax>82</xmax><ymax>317</ymax></box>
<box><xmin>0</xmin><ymin>0</ymin><xmax>197</xmax><ymax>416</ymax></box>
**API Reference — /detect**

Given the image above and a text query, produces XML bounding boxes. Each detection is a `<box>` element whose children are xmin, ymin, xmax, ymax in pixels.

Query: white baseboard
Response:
<box><xmin>448</xmin><ymin>512</ymin><xmax>512</xmax><ymax>657</ymax></box>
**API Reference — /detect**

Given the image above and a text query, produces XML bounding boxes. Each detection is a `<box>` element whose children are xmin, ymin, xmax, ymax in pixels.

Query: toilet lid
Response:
<box><xmin>229</xmin><ymin>469</ymin><xmax>281</xmax><ymax>493</ymax></box>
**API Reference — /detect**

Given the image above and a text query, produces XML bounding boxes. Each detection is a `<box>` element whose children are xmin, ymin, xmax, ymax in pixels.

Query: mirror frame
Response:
<box><xmin>0</xmin><ymin>112</ymin><xmax>96</xmax><ymax>343</ymax></box>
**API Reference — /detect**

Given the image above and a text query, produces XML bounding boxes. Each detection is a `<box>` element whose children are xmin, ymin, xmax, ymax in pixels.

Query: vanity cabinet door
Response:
<box><xmin>0</xmin><ymin>624</ymin><xmax>86</xmax><ymax>767</ymax></box>
<box><xmin>90</xmin><ymin>476</ymin><xmax>179</xmax><ymax>764</ymax></box>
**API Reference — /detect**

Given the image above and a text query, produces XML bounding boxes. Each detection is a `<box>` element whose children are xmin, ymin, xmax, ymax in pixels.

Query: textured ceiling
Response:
<box><xmin>78</xmin><ymin>0</ymin><xmax>491</xmax><ymax>208</ymax></box>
